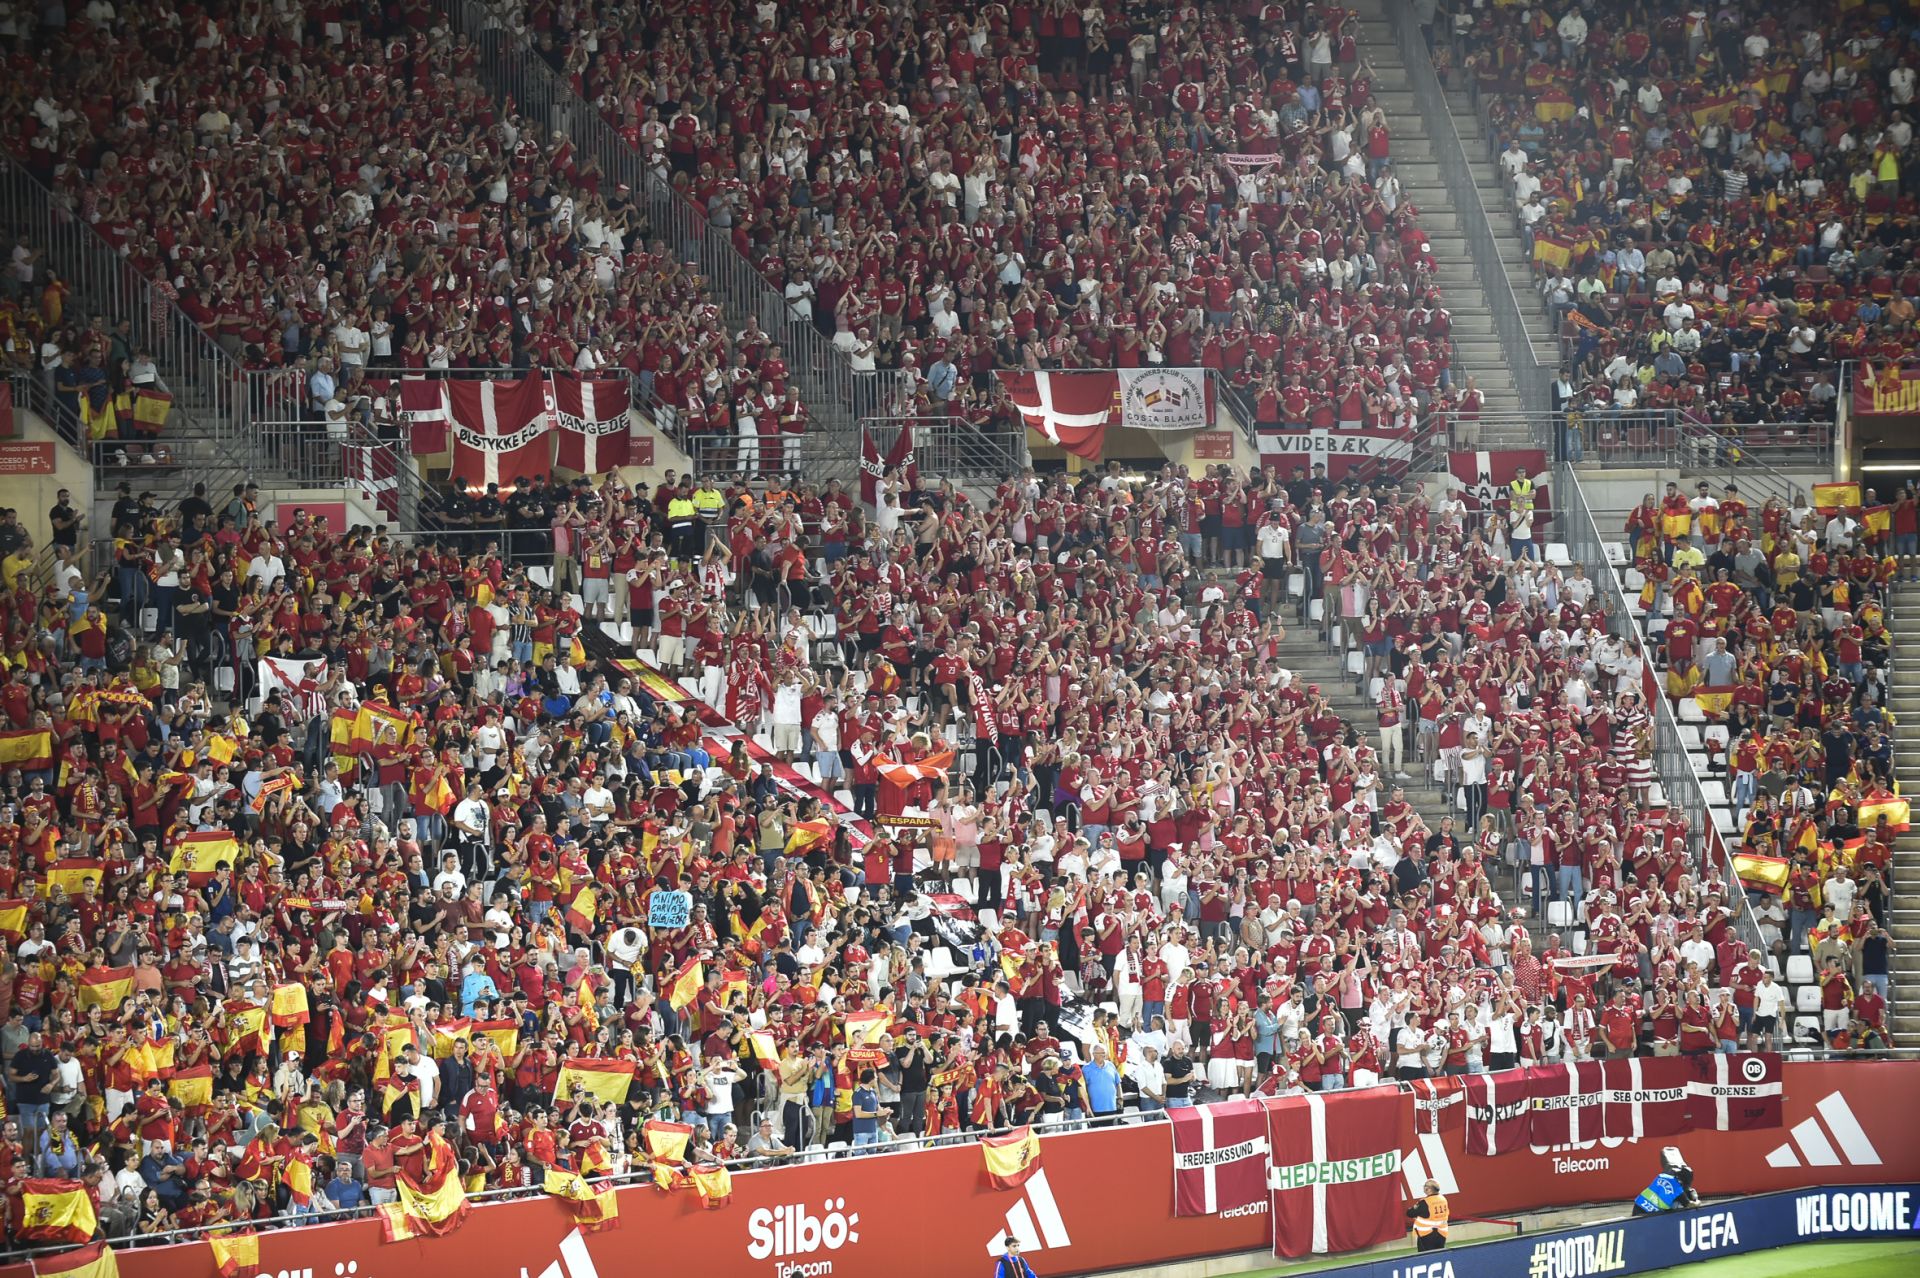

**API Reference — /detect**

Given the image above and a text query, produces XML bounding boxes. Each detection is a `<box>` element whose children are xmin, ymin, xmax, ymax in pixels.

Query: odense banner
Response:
<box><xmin>95</xmin><ymin>1061</ymin><xmax>1918</xmax><ymax>1278</ymax></box>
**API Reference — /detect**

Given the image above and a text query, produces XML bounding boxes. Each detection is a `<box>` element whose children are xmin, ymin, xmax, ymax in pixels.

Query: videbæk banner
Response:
<box><xmin>92</xmin><ymin>1061</ymin><xmax>1919</xmax><ymax>1278</ymax></box>
<box><xmin>1255</xmin><ymin>424</ymin><xmax>1417</xmax><ymax>480</ymax></box>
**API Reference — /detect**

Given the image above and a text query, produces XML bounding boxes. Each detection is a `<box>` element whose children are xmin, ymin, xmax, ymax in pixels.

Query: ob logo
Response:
<box><xmin>1741</xmin><ymin>1056</ymin><xmax>1767</xmax><ymax>1083</ymax></box>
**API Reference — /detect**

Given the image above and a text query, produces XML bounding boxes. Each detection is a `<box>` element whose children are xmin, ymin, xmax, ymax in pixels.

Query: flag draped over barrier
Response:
<box><xmin>1169</xmin><ymin>1099</ymin><xmax>1271</xmax><ymax>1216</ymax></box>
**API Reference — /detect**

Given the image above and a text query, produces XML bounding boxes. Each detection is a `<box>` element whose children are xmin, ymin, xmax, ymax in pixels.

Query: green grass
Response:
<box><xmin>1634</xmin><ymin>1240</ymin><xmax>1920</xmax><ymax>1278</ymax></box>
<box><xmin>1232</xmin><ymin>1238</ymin><xmax>1920</xmax><ymax>1278</ymax></box>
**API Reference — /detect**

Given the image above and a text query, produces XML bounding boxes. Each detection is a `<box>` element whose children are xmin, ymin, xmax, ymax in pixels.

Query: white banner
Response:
<box><xmin>1254</xmin><ymin>426</ymin><xmax>1415</xmax><ymax>477</ymax></box>
<box><xmin>258</xmin><ymin>655</ymin><xmax>328</xmax><ymax>717</ymax></box>
<box><xmin>1118</xmin><ymin>367</ymin><xmax>1212</xmax><ymax>432</ymax></box>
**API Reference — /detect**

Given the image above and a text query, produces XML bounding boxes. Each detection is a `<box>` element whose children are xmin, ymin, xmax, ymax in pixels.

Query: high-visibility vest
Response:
<box><xmin>1414</xmin><ymin>1194</ymin><xmax>1450</xmax><ymax>1238</ymax></box>
<box><xmin>1508</xmin><ymin>477</ymin><xmax>1535</xmax><ymax>513</ymax></box>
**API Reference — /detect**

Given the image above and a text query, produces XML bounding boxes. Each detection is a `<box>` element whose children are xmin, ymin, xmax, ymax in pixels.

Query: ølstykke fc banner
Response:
<box><xmin>448</xmin><ymin>378</ymin><xmax>551</xmax><ymax>489</ymax></box>
<box><xmin>1267</xmin><ymin>1085</ymin><xmax>1404</xmax><ymax>1258</ymax></box>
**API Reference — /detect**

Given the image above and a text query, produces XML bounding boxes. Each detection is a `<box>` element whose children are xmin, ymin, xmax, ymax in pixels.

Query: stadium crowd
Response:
<box><xmin>0</xmin><ymin>441</ymin><xmax>1895</xmax><ymax>1249</ymax></box>
<box><xmin>1628</xmin><ymin>476</ymin><xmax>1905</xmax><ymax>1019</ymax></box>
<box><xmin>1454</xmin><ymin>0</ymin><xmax>1915</xmax><ymax>442</ymax></box>
<box><xmin>0</xmin><ymin>0</ymin><xmax>1901</xmax><ymax>1260</ymax></box>
<box><xmin>505</xmin><ymin>0</ymin><xmax>1469</xmax><ymax>433</ymax></box>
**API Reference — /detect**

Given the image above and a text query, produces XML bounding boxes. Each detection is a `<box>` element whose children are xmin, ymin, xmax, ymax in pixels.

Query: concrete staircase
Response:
<box><xmin>1351</xmin><ymin>0</ymin><xmax>1539</xmax><ymax>450</ymax></box>
<box><xmin>1270</xmin><ymin>621</ymin><xmax>1540</xmax><ymax>936</ymax></box>
<box><xmin>1886</xmin><ymin>581</ymin><xmax>1920</xmax><ymax>1041</ymax></box>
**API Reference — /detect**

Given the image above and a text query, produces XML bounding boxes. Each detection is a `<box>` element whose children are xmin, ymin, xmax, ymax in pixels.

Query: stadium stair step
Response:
<box><xmin>1887</xmin><ymin>582</ymin><xmax>1920</xmax><ymax>1037</ymax></box>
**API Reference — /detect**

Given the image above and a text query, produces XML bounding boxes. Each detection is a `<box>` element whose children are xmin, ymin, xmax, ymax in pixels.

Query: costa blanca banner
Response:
<box><xmin>1119</xmin><ymin>367</ymin><xmax>1216</xmax><ymax>432</ymax></box>
<box><xmin>90</xmin><ymin>1061</ymin><xmax>1920</xmax><ymax>1278</ymax></box>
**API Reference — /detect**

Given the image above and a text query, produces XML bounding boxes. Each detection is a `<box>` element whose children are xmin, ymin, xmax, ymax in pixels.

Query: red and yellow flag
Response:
<box><xmin>784</xmin><ymin>818</ymin><xmax>833</xmax><ymax>857</ymax></box>
<box><xmin>43</xmin><ymin>858</ymin><xmax>106</xmax><ymax>898</ymax></box>
<box><xmin>0</xmin><ymin>898</ymin><xmax>29</xmax><ymax>941</ymax></box>
<box><xmin>34</xmin><ymin>1242</ymin><xmax>119</xmax><ymax>1278</ymax></box>
<box><xmin>553</xmin><ymin>1057</ymin><xmax>635</xmax><ymax>1107</ymax></box>
<box><xmin>169</xmin><ymin>1062</ymin><xmax>215</xmax><ymax>1110</ymax></box>
<box><xmin>0</xmin><ymin>728</ymin><xmax>53</xmax><ymax>772</ymax></box>
<box><xmin>20</xmin><ymin>1178</ymin><xmax>99</xmax><ymax>1244</ymax></box>
<box><xmin>543</xmin><ymin>1168</ymin><xmax>619</xmax><ymax>1232</ymax></box>
<box><xmin>169</xmin><ymin>831</ymin><xmax>242</xmax><ymax>881</ymax></box>
<box><xmin>642</xmin><ymin>1119</ymin><xmax>693</xmax><ymax>1165</ymax></box>
<box><xmin>77</xmin><ymin>966</ymin><xmax>136</xmax><ymax>1012</ymax></box>
<box><xmin>1733</xmin><ymin>852</ymin><xmax>1791</xmax><ymax>895</ymax></box>
<box><xmin>379</xmin><ymin>1131</ymin><xmax>469</xmax><ymax>1241</ymax></box>
<box><xmin>1812</xmin><ymin>482</ymin><xmax>1862</xmax><ymax>512</ymax></box>
<box><xmin>470</xmin><ymin>1019</ymin><xmax>520</xmax><ymax>1058</ymax></box>
<box><xmin>208</xmin><ymin>1232</ymin><xmax>258</xmax><ymax>1278</ymax></box>
<box><xmin>665</xmin><ymin>958</ymin><xmax>703</xmax><ymax>1011</ymax></box>
<box><xmin>844</xmin><ymin>1008</ymin><xmax>892</xmax><ymax>1047</ymax></box>
<box><xmin>1692</xmin><ymin>685</ymin><xmax>1738</xmax><ymax>716</ymax></box>
<box><xmin>690</xmin><ymin>1163</ymin><xmax>733</xmax><ymax>1209</ymax></box>
<box><xmin>1858</xmin><ymin>794</ymin><xmax>1911</xmax><ymax>832</ymax></box>
<box><xmin>564</xmin><ymin>884</ymin><xmax>597</xmax><ymax>934</ymax></box>
<box><xmin>748</xmin><ymin>1032</ymin><xmax>782</xmax><ymax>1072</ymax></box>
<box><xmin>981</xmin><ymin>1126</ymin><xmax>1043</xmax><ymax>1189</ymax></box>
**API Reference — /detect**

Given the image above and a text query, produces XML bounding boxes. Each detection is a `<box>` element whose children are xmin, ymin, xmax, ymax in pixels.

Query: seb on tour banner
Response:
<box><xmin>100</xmin><ymin>1062</ymin><xmax>1919</xmax><ymax>1278</ymax></box>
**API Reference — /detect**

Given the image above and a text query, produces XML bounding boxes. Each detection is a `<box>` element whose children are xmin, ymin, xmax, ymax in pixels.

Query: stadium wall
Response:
<box><xmin>75</xmin><ymin>1060</ymin><xmax>1919</xmax><ymax>1278</ymax></box>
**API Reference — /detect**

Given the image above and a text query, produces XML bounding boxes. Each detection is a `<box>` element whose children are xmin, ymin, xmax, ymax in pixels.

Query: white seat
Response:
<box><xmin>1644</xmin><ymin>782</ymin><xmax>1666</xmax><ymax>808</ymax></box>
<box><xmin>1545</xmin><ymin>901</ymin><xmax>1573</xmax><ymax>928</ymax></box>
<box><xmin>1677</xmin><ymin>725</ymin><xmax>1703</xmax><ymax>750</ymax></box>
<box><xmin>1698</xmin><ymin>779</ymin><xmax>1727</xmax><ymax>805</ymax></box>
<box><xmin>924</xmin><ymin>947</ymin><xmax>960</xmax><ymax>980</ymax></box>
<box><xmin>1785</xmin><ymin>954</ymin><xmax>1816</xmax><ymax>985</ymax></box>
<box><xmin>1308</xmin><ymin>599</ymin><xmax>1324</xmax><ymax>621</ymax></box>
<box><xmin>1623</xmin><ymin>567</ymin><xmax>1646</xmax><ymax>592</ymax></box>
<box><xmin>1287</xmin><ymin>571</ymin><xmax>1306</xmax><ymax>598</ymax></box>
<box><xmin>1604</xmin><ymin>541</ymin><xmax>1627</xmax><ymax>566</ymax></box>
<box><xmin>599</xmin><ymin>621</ymin><xmax>632</xmax><ymax>645</ymax></box>
<box><xmin>528</xmin><ymin>566</ymin><xmax>552</xmax><ymax>589</ymax></box>
<box><xmin>1710</xmin><ymin>806</ymin><xmax>1739</xmax><ymax>836</ymax></box>
<box><xmin>977</xmin><ymin>908</ymin><xmax>998</xmax><ymax>932</ymax></box>
<box><xmin>1644</xmin><ymin>616</ymin><xmax>1667</xmax><ymax>640</ymax></box>
<box><xmin>1345</xmin><ymin>650</ymin><xmax>1364</xmax><ymax>674</ymax></box>
<box><xmin>833</xmin><ymin>789</ymin><xmax>857</xmax><ymax>810</ymax></box>
<box><xmin>1703</xmin><ymin>724</ymin><xmax>1730</xmax><ymax>751</ymax></box>
<box><xmin>1678</xmin><ymin>699</ymin><xmax>1706</xmax><ymax>723</ymax></box>
<box><xmin>1794</xmin><ymin>985</ymin><xmax>1824</xmax><ymax>1015</ymax></box>
<box><xmin>1545</xmin><ymin>542</ymin><xmax>1571</xmax><ymax>565</ymax></box>
<box><xmin>1368</xmin><ymin>675</ymin><xmax>1384</xmax><ymax>701</ymax></box>
<box><xmin>1570</xmin><ymin>932</ymin><xmax>1588</xmax><ymax>955</ymax></box>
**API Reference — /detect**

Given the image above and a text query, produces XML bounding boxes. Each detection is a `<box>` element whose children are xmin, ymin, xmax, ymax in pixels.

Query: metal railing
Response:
<box><xmin>440</xmin><ymin>0</ymin><xmax>855</xmax><ymax>468</ymax></box>
<box><xmin>1556</xmin><ymin>463</ymin><xmax>1766</xmax><ymax>955</ymax></box>
<box><xmin>856</xmin><ymin>415</ymin><xmax>1028</xmax><ymax>480</ymax></box>
<box><xmin>1383</xmin><ymin>0</ymin><xmax>1552</xmax><ymax>415</ymax></box>
<box><xmin>0</xmin><ymin>156</ymin><xmax>264</xmax><ymax>506</ymax></box>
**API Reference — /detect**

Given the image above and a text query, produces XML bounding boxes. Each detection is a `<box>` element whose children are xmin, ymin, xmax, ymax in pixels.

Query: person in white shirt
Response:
<box><xmin>1749</xmin><ymin>970</ymin><xmax>1788</xmax><ymax>1050</ymax></box>
<box><xmin>770</xmin><ymin>674</ymin><xmax>805</xmax><ymax>757</ymax></box>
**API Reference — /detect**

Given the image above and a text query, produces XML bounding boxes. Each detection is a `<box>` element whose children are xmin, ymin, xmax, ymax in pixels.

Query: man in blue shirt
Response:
<box><xmin>851</xmin><ymin>1069</ymin><xmax>883</xmax><ymax>1148</ymax></box>
<box><xmin>1082</xmin><ymin>1045</ymin><xmax>1121</xmax><ymax>1117</ymax></box>
<box><xmin>141</xmin><ymin>1141</ymin><xmax>191</xmax><ymax>1209</ymax></box>
<box><xmin>326</xmin><ymin>1161</ymin><xmax>368</xmax><ymax>1214</ymax></box>
<box><xmin>460</xmin><ymin>955</ymin><xmax>500</xmax><ymax>1016</ymax></box>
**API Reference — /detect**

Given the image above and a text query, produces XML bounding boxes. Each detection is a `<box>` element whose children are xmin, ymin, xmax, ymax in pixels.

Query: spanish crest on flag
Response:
<box><xmin>20</xmin><ymin>1178</ymin><xmax>99</xmax><ymax>1244</ymax></box>
<box><xmin>553</xmin><ymin>1057</ymin><xmax>636</xmax><ymax>1107</ymax></box>
<box><xmin>981</xmin><ymin>1126</ymin><xmax>1043</xmax><ymax>1189</ymax></box>
<box><xmin>77</xmin><ymin>966</ymin><xmax>136</xmax><ymax>1012</ymax></box>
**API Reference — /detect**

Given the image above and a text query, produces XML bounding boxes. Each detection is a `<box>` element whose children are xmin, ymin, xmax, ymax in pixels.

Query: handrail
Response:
<box><xmin>1555</xmin><ymin>463</ymin><xmax>1767</xmax><ymax>955</ymax></box>
<box><xmin>440</xmin><ymin>0</ymin><xmax>855</xmax><ymax>473</ymax></box>
<box><xmin>1381</xmin><ymin>0</ymin><xmax>1552</xmax><ymax>414</ymax></box>
<box><xmin>855</xmin><ymin>415</ymin><xmax>1029</xmax><ymax>480</ymax></box>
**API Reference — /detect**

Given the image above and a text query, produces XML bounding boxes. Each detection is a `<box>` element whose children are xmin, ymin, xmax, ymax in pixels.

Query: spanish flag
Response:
<box><xmin>981</xmin><ymin>1126</ymin><xmax>1043</xmax><ymax>1189</ymax></box>
<box><xmin>844</xmin><ymin>1008</ymin><xmax>892</xmax><ymax>1047</ymax></box>
<box><xmin>420</xmin><ymin>774</ymin><xmax>456</xmax><ymax>816</ymax></box>
<box><xmin>379</xmin><ymin>1131</ymin><xmax>470</xmax><ymax>1241</ymax></box>
<box><xmin>564</xmin><ymin>884</ymin><xmax>597</xmax><ymax>934</ymax></box>
<box><xmin>43</xmin><ymin>858</ymin><xmax>106</xmax><ymax>898</ymax></box>
<box><xmin>1692</xmin><ymin>685</ymin><xmax>1738</xmax><ymax>716</ymax></box>
<box><xmin>330</xmin><ymin>708</ymin><xmax>359</xmax><ymax>768</ymax></box>
<box><xmin>282</xmin><ymin>1155</ymin><xmax>315</xmax><ymax>1207</ymax></box>
<box><xmin>1734</xmin><ymin>852</ymin><xmax>1791</xmax><ymax>895</ymax></box>
<box><xmin>1812</xmin><ymin>482</ymin><xmax>1862</xmax><ymax>512</ymax></box>
<box><xmin>78</xmin><ymin>966</ymin><xmax>136</xmax><ymax>1012</ymax></box>
<box><xmin>689</xmin><ymin>1163</ymin><xmax>733</xmax><ymax>1209</ymax></box>
<box><xmin>784</xmin><ymin>818</ymin><xmax>833</xmax><ymax>857</ymax></box>
<box><xmin>642</xmin><ymin>1119</ymin><xmax>693</xmax><ymax>1165</ymax></box>
<box><xmin>1532</xmin><ymin>233</ymin><xmax>1575</xmax><ymax>270</ymax></box>
<box><xmin>471</xmin><ymin>1020</ymin><xmax>520</xmax><ymax>1058</ymax></box>
<box><xmin>748</xmin><ymin>1031</ymin><xmax>782</xmax><ymax>1072</ymax></box>
<box><xmin>354</xmin><ymin>703</ymin><xmax>414</xmax><ymax>756</ymax></box>
<box><xmin>169</xmin><ymin>1062</ymin><xmax>215</xmax><ymax>1110</ymax></box>
<box><xmin>226</xmin><ymin>1004</ymin><xmax>270</xmax><ymax>1058</ymax></box>
<box><xmin>1863</xmin><ymin>505</ymin><xmax>1892</xmax><ymax>536</ymax></box>
<box><xmin>0</xmin><ymin>728</ymin><xmax>53</xmax><ymax>772</ymax></box>
<box><xmin>208</xmin><ymin>1231</ymin><xmax>258</xmax><ymax>1278</ymax></box>
<box><xmin>429</xmin><ymin>1019</ymin><xmax>473</xmax><ymax>1058</ymax></box>
<box><xmin>1858</xmin><ymin>795</ymin><xmax>1910</xmax><ymax>832</ymax></box>
<box><xmin>20</xmin><ymin>1178</ymin><xmax>99</xmax><ymax>1244</ymax></box>
<box><xmin>206</xmin><ymin>734</ymin><xmax>239</xmax><ymax>765</ymax></box>
<box><xmin>665</xmin><ymin>957</ymin><xmax>703</xmax><ymax>1011</ymax></box>
<box><xmin>34</xmin><ymin>1242</ymin><xmax>119</xmax><ymax>1278</ymax></box>
<box><xmin>553</xmin><ymin>1057</ymin><xmax>635</xmax><ymax>1107</ymax></box>
<box><xmin>169</xmin><ymin>831</ymin><xmax>241</xmax><ymax>881</ymax></box>
<box><xmin>270</xmin><ymin>983</ymin><xmax>310</xmax><ymax>1028</ymax></box>
<box><xmin>0</xmin><ymin>898</ymin><xmax>28</xmax><ymax>941</ymax></box>
<box><xmin>719</xmin><ymin>967</ymin><xmax>750</xmax><ymax>1008</ymax></box>
<box><xmin>543</xmin><ymin>1168</ymin><xmax>619</xmax><ymax>1232</ymax></box>
<box><xmin>1661</xmin><ymin>509</ymin><xmax>1693</xmax><ymax>539</ymax></box>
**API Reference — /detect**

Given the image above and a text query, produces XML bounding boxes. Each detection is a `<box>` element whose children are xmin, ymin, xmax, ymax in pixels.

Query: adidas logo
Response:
<box><xmin>985</xmin><ymin>1169</ymin><xmax>1072</xmax><ymax>1256</ymax></box>
<box><xmin>1764</xmin><ymin>1092</ymin><xmax>1882</xmax><ymax>1169</ymax></box>
<box><xmin>521</xmin><ymin>1229</ymin><xmax>599</xmax><ymax>1278</ymax></box>
<box><xmin>1401</xmin><ymin>1132</ymin><xmax>1460</xmax><ymax>1197</ymax></box>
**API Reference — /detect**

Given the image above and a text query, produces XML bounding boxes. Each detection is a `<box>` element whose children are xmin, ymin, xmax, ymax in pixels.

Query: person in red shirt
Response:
<box><xmin>1598</xmin><ymin>986</ymin><xmax>1640</xmax><ymax>1058</ymax></box>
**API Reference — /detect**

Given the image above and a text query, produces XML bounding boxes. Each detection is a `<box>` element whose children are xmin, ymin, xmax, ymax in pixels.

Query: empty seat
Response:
<box><xmin>1545</xmin><ymin>901</ymin><xmax>1573</xmax><ymax>928</ymax></box>
<box><xmin>1793</xmin><ymin>984</ymin><xmax>1824</xmax><ymax>1015</ymax></box>
<box><xmin>1785</xmin><ymin>954</ymin><xmax>1815</xmax><ymax>985</ymax></box>
<box><xmin>1699</xmin><ymin>779</ymin><xmax>1727</xmax><ymax>805</ymax></box>
<box><xmin>1678</xmin><ymin>699</ymin><xmax>1706</xmax><ymax>723</ymax></box>
<box><xmin>1545</xmin><ymin>542</ymin><xmax>1571</xmax><ymax>565</ymax></box>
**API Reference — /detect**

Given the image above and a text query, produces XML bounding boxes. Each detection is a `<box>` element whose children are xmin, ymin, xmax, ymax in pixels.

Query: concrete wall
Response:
<box><xmin>3</xmin><ymin>405</ymin><xmax>94</xmax><ymax>558</ymax></box>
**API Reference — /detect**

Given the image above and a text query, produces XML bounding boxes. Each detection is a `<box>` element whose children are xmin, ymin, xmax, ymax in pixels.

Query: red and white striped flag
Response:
<box><xmin>551</xmin><ymin>376</ymin><xmax>632</xmax><ymax>473</ymax></box>
<box><xmin>448</xmin><ymin>378</ymin><xmax>551</xmax><ymax>489</ymax></box>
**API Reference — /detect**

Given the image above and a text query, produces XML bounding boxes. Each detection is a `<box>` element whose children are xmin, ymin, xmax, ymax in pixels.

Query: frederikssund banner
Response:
<box><xmin>99</xmin><ymin>1062</ymin><xmax>1918</xmax><ymax>1278</ymax></box>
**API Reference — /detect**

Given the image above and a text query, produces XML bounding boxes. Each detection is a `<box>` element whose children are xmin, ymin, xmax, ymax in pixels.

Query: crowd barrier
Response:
<box><xmin>47</xmin><ymin>1060</ymin><xmax>1915</xmax><ymax>1278</ymax></box>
